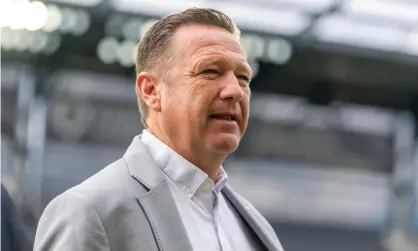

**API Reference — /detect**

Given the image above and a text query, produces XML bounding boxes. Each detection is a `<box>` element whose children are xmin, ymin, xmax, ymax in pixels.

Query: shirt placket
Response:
<box><xmin>212</xmin><ymin>192</ymin><xmax>224</xmax><ymax>251</ymax></box>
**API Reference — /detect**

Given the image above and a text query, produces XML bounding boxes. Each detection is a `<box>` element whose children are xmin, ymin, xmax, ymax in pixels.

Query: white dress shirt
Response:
<box><xmin>141</xmin><ymin>129</ymin><xmax>261</xmax><ymax>251</ymax></box>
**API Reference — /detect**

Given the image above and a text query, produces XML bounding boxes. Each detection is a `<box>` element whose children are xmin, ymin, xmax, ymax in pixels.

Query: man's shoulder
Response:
<box><xmin>35</xmin><ymin>155</ymin><xmax>159</xmax><ymax>251</ymax></box>
<box><xmin>56</xmin><ymin>157</ymin><xmax>146</xmax><ymax>211</ymax></box>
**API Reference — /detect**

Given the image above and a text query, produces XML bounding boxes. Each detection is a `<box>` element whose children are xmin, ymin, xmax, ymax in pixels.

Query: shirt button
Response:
<box><xmin>185</xmin><ymin>187</ymin><xmax>193</xmax><ymax>194</ymax></box>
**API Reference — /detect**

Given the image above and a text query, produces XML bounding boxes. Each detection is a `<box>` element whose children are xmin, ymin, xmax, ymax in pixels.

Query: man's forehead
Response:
<box><xmin>170</xmin><ymin>25</ymin><xmax>245</xmax><ymax>59</ymax></box>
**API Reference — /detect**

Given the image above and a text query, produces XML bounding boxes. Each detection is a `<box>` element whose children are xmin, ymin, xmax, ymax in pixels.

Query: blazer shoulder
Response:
<box><xmin>35</xmin><ymin>189</ymin><xmax>111</xmax><ymax>251</ymax></box>
<box><xmin>36</xmin><ymin>155</ymin><xmax>159</xmax><ymax>251</ymax></box>
<box><xmin>58</xmin><ymin>157</ymin><xmax>147</xmax><ymax>213</ymax></box>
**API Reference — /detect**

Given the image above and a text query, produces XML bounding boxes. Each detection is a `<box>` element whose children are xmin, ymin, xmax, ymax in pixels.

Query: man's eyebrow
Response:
<box><xmin>196</xmin><ymin>57</ymin><xmax>223</xmax><ymax>67</ymax></box>
<box><xmin>192</xmin><ymin>57</ymin><xmax>225</xmax><ymax>71</ymax></box>
<box><xmin>194</xmin><ymin>56</ymin><xmax>252</xmax><ymax>73</ymax></box>
<box><xmin>233</xmin><ymin>60</ymin><xmax>253</xmax><ymax>78</ymax></box>
<box><xmin>239</xmin><ymin>61</ymin><xmax>252</xmax><ymax>73</ymax></box>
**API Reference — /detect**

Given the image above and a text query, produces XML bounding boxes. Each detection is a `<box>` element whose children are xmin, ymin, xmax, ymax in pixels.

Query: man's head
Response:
<box><xmin>135</xmin><ymin>8</ymin><xmax>252</xmax><ymax>173</ymax></box>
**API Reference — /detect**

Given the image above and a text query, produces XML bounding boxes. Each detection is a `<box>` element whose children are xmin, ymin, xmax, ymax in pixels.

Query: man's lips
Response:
<box><xmin>209</xmin><ymin>113</ymin><xmax>238</xmax><ymax>121</ymax></box>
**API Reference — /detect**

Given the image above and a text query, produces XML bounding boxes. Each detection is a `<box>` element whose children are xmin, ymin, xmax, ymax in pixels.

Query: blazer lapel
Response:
<box><xmin>137</xmin><ymin>181</ymin><xmax>193</xmax><ymax>251</ymax></box>
<box><xmin>223</xmin><ymin>185</ymin><xmax>282</xmax><ymax>251</ymax></box>
<box><xmin>124</xmin><ymin>136</ymin><xmax>193</xmax><ymax>251</ymax></box>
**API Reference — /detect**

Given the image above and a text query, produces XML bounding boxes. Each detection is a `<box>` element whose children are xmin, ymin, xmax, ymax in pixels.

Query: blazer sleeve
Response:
<box><xmin>33</xmin><ymin>191</ymin><xmax>110</xmax><ymax>251</ymax></box>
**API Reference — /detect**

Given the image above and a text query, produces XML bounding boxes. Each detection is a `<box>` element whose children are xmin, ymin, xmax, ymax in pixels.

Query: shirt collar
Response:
<box><xmin>214</xmin><ymin>171</ymin><xmax>228</xmax><ymax>195</ymax></box>
<box><xmin>140</xmin><ymin>129</ymin><xmax>228</xmax><ymax>197</ymax></box>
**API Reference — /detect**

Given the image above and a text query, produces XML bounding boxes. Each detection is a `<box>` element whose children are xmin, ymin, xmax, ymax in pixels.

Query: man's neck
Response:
<box><xmin>183</xmin><ymin>151</ymin><xmax>224</xmax><ymax>182</ymax></box>
<box><xmin>145</xmin><ymin>127</ymin><xmax>225</xmax><ymax>182</ymax></box>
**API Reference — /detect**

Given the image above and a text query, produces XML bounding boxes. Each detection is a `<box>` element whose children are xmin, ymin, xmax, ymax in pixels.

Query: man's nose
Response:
<box><xmin>219</xmin><ymin>73</ymin><xmax>244</xmax><ymax>102</ymax></box>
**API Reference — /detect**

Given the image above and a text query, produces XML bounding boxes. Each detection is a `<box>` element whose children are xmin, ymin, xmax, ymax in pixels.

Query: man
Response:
<box><xmin>34</xmin><ymin>8</ymin><xmax>284</xmax><ymax>251</ymax></box>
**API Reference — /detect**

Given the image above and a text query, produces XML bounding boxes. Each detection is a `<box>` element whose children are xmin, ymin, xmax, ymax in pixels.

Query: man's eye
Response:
<box><xmin>237</xmin><ymin>75</ymin><xmax>250</xmax><ymax>83</ymax></box>
<box><xmin>200</xmin><ymin>69</ymin><xmax>219</xmax><ymax>75</ymax></box>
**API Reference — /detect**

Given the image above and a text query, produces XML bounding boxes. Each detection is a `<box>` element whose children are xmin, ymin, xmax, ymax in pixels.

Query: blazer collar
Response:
<box><xmin>124</xmin><ymin>135</ymin><xmax>193</xmax><ymax>251</ymax></box>
<box><xmin>223</xmin><ymin>185</ymin><xmax>284</xmax><ymax>251</ymax></box>
<box><xmin>123</xmin><ymin>135</ymin><xmax>165</xmax><ymax>189</ymax></box>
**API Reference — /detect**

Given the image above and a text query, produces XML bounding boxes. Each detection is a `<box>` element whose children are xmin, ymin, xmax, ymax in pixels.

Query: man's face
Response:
<box><xmin>158</xmin><ymin>24</ymin><xmax>252</xmax><ymax>157</ymax></box>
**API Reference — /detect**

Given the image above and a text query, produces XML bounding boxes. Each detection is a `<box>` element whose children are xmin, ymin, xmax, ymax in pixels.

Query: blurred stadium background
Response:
<box><xmin>1</xmin><ymin>0</ymin><xmax>418</xmax><ymax>250</ymax></box>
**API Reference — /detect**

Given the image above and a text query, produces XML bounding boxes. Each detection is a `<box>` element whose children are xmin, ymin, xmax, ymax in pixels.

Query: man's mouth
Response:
<box><xmin>209</xmin><ymin>114</ymin><xmax>237</xmax><ymax>121</ymax></box>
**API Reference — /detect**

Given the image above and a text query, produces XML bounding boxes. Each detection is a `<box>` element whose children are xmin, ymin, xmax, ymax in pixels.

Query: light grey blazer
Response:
<box><xmin>34</xmin><ymin>136</ymin><xmax>283</xmax><ymax>251</ymax></box>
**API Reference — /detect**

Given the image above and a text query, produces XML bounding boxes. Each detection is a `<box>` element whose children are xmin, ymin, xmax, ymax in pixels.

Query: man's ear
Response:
<box><xmin>136</xmin><ymin>72</ymin><xmax>162</xmax><ymax>112</ymax></box>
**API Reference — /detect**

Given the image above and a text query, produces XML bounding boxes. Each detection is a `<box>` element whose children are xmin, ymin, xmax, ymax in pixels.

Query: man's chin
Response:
<box><xmin>207</xmin><ymin>133</ymin><xmax>240</xmax><ymax>154</ymax></box>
